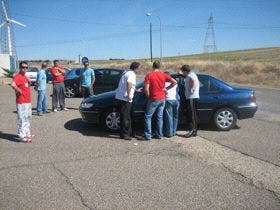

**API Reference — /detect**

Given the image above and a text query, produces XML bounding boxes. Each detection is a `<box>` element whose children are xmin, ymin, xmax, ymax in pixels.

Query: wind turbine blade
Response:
<box><xmin>1</xmin><ymin>0</ymin><xmax>9</xmax><ymax>20</ymax></box>
<box><xmin>0</xmin><ymin>22</ymin><xmax>5</xmax><ymax>28</ymax></box>
<box><xmin>10</xmin><ymin>19</ymin><xmax>26</xmax><ymax>27</ymax></box>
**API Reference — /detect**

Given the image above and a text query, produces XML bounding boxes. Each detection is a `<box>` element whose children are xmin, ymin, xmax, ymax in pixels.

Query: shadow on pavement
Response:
<box><xmin>0</xmin><ymin>131</ymin><xmax>21</xmax><ymax>142</ymax></box>
<box><xmin>64</xmin><ymin>118</ymin><xmax>120</xmax><ymax>139</ymax></box>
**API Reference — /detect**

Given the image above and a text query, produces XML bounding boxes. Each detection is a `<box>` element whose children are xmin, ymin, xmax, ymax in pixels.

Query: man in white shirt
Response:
<box><xmin>115</xmin><ymin>62</ymin><xmax>141</xmax><ymax>140</ymax></box>
<box><xmin>181</xmin><ymin>65</ymin><xmax>200</xmax><ymax>138</ymax></box>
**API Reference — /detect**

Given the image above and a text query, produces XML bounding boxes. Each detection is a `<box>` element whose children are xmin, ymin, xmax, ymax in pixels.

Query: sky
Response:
<box><xmin>3</xmin><ymin>0</ymin><xmax>280</xmax><ymax>60</ymax></box>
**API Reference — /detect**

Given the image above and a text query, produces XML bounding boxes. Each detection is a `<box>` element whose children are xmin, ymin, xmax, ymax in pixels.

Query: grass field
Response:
<box><xmin>29</xmin><ymin>47</ymin><xmax>280</xmax><ymax>88</ymax></box>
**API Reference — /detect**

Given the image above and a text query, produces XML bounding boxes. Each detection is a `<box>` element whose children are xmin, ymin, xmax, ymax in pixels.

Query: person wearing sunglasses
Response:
<box><xmin>11</xmin><ymin>61</ymin><xmax>33</xmax><ymax>143</ymax></box>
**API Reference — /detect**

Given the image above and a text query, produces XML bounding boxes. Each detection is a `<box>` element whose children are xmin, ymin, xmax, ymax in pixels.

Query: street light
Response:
<box><xmin>145</xmin><ymin>13</ymin><xmax>162</xmax><ymax>63</ymax></box>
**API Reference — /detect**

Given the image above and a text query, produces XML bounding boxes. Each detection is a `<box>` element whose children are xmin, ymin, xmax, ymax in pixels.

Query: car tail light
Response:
<box><xmin>250</xmin><ymin>92</ymin><xmax>256</xmax><ymax>100</ymax></box>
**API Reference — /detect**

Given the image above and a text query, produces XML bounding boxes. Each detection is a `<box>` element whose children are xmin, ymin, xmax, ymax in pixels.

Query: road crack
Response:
<box><xmin>52</xmin><ymin>163</ymin><xmax>94</xmax><ymax>210</ymax></box>
<box><xmin>222</xmin><ymin>162</ymin><xmax>280</xmax><ymax>202</ymax></box>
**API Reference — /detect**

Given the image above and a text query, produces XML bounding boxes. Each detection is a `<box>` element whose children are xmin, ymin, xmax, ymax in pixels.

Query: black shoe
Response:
<box><xmin>137</xmin><ymin>136</ymin><xmax>151</xmax><ymax>141</ymax></box>
<box><xmin>123</xmin><ymin>136</ymin><xmax>132</xmax><ymax>141</ymax></box>
<box><xmin>43</xmin><ymin>111</ymin><xmax>51</xmax><ymax>114</ymax></box>
<box><xmin>37</xmin><ymin>113</ymin><xmax>43</xmax><ymax>116</ymax></box>
<box><xmin>153</xmin><ymin>135</ymin><xmax>162</xmax><ymax>140</ymax></box>
<box><xmin>184</xmin><ymin>130</ymin><xmax>196</xmax><ymax>138</ymax></box>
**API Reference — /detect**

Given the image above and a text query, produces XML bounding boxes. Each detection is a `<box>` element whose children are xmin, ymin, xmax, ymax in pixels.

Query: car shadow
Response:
<box><xmin>0</xmin><ymin>131</ymin><xmax>21</xmax><ymax>143</ymax></box>
<box><xmin>64</xmin><ymin>118</ymin><xmax>146</xmax><ymax>139</ymax></box>
<box><xmin>64</xmin><ymin>118</ymin><xmax>121</xmax><ymax>139</ymax></box>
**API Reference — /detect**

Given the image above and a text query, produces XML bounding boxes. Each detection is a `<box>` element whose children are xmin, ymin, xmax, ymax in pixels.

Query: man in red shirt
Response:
<box><xmin>11</xmin><ymin>61</ymin><xmax>33</xmax><ymax>142</ymax></box>
<box><xmin>50</xmin><ymin>60</ymin><xmax>68</xmax><ymax>112</ymax></box>
<box><xmin>141</xmin><ymin>61</ymin><xmax>177</xmax><ymax>140</ymax></box>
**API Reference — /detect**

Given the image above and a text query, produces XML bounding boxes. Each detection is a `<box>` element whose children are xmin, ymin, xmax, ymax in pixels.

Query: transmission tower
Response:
<box><xmin>203</xmin><ymin>14</ymin><xmax>217</xmax><ymax>53</ymax></box>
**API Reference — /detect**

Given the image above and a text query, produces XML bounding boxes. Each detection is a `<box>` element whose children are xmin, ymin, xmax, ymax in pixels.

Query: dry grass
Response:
<box><xmin>27</xmin><ymin>47</ymin><xmax>280</xmax><ymax>88</ymax></box>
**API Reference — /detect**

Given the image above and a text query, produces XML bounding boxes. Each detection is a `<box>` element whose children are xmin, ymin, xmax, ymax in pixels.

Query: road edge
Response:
<box><xmin>171</xmin><ymin>134</ymin><xmax>280</xmax><ymax>198</ymax></box>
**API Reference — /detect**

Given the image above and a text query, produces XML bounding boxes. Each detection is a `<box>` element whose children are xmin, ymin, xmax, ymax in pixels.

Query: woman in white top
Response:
<box><xmin>163</xmin><ymin>72</ymin><xmax>180</xmax><ymax>137</ymax></box>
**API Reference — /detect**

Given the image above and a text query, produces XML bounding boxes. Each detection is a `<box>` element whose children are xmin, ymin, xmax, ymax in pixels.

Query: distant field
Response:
<box><xmin>28</xmin><ymin>47</ymin><xmax>280</xmax><ymax>88</ymax></box>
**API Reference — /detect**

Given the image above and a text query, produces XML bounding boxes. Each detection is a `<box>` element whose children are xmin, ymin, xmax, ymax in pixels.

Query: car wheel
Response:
<box><xmin>102</xmin><ymin>109</ymin><xmax>120</xmax><ymax>131</ymax></box>
<box><xmin>65</xmin><ymin>86</ymin><xmax>75</xmax><ymax>98</ymax></box>
<box><xmin>213</xmin><ymin>108</ymin><xmax>237</xmax><ymax>131</ymax></box>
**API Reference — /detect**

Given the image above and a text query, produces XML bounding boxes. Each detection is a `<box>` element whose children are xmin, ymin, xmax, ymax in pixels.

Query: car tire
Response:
<box><xmin>65</xmin><ymin>86</ymin><xmax>76</xmax><ymax>98</ymax></box>
<box><xmin>102</xmin><ymin>108</ymin><xmax>120</xmax><ymax>131</ymax></box>
<box><xmin>213</xmin><ymin>108</ymin><xmax>237</xmax><ymax>131</ymax></box>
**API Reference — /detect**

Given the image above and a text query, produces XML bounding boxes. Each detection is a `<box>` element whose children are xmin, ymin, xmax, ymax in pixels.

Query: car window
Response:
<box><xmin>198</xmin><ymin>75</ymin><xmax>221</xmax><ymax>93</ymax></box>
<box><xmin>110</xmin><ymin>70</ymin><xmax>121</xmax><ymax>76</ymax></box>
<box><xmin>94</xmin><ymin>69</ymin><xmax>103</xmax><ymax>76</ymax></box>
<box><xmin>198</xmin><ymin>76</ymin><xmax>209</xmax><ymax>93</ymax></box>
<box><xmin>76</xmin><ymin>69</ymin><xmax>81</xmax><ymax>76</ymax></box>
<box><xmin>209</xmin><ymin>80</ymin><xmax>221</xmax><ymax>92</ymax></box>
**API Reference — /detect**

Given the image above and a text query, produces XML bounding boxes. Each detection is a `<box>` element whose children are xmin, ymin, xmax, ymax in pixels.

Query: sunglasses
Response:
<box><xmin>21</xmin><ymin>66</ymin><xmax>28</xmax><ymax>69</ymax></box>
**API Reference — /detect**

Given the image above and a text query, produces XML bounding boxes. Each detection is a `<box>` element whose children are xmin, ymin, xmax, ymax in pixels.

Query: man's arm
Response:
<box><xmin>126</xmin><ymin>82</ymin><xmax>133</xmax><ymax>100</ymax></box>
<box><xmin>144</xmin><ymin>83</ymin><xmax>150</xmax><ymax>98</ymax></box>
<box><xmin>11</xmin><ymin>81</ymin><xmax>22</xmax><ymax>94</ymax></box>
<box><xmin>189</xmin><ymin>77</ymin><xmax>195</xmax><ymax>93</ymax></box>
<box><xmin>91</xmin><ymin>72</ymin><xmax>95</xmax><ymax>87</ymax></box>
<box><xmin>165</xmin><ymin>78</ymin><xmax>177</xmax><ymax>91</ymax></box>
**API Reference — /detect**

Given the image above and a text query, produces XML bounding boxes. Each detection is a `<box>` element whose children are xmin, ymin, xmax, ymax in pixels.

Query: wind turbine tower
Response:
<box><xmin>0</xmin><ymin>0</ymin><xmax>26</xmax><ymax>69</ymax></box>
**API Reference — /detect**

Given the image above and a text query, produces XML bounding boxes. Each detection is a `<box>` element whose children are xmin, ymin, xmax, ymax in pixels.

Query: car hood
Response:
<box><xmin>84</xmin><ymin>90</ymin><xmax>116</xmax><ymax>103</ymax></box>
<box><xmin>25</xmin><ymin>72</ymin><xmax>37</xmax><ymax>76</ymax></box>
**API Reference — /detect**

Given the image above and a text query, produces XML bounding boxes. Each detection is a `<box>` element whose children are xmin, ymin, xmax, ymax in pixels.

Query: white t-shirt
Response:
<box><xmin>185</xmin><ymin>72</ymin><xmax>200</xmax><ymax>99</ymax></box>
<box><xmin>115</xmin><ymin>70</ymin><xmax>136</xmax><ymax>102</ymax></box>
<box><xmin>165</xmin><ymin>82</ymin><xmax>180</xmax><ymax>101</ymax></box>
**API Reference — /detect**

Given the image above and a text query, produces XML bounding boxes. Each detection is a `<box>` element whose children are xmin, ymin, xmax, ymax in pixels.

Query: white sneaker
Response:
<box><xmin>53</xmin><ymin>109</ymin><xmax>58</xmax><ymax>112</ymax></box>
<box><xmin>63</xmin><ymin>108</ymin><xmax>69</xmax><ymax>111</ymax></box>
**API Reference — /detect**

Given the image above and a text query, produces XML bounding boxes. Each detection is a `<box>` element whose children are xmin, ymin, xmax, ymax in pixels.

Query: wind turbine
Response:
<box><xmin>0</xmin><ymin>0</ymin><xmax>25</xmax><ymax>61</ymax></box>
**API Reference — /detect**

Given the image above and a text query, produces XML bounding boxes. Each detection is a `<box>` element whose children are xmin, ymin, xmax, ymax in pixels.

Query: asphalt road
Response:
<box><xmin>198</xmin><ymin>86</ymin><xmax>280</xmax><ymax>166</ymax></box>
<box><xmin>0</xmin><ymin>84</ymin><xmax>279</xmax><ymax>209</ymax></box>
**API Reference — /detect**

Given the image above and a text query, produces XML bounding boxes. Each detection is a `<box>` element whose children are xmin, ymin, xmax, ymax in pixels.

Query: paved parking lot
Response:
<box><xmin>0</xmin><ymin>84</ymin><xmax>279</xmax><ymax>209</ymax></box>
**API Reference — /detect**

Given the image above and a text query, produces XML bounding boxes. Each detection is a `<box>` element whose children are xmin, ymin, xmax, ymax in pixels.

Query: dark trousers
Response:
<box><xmin>82</xmin><ymin>86</ymin><xmax>91</xmax><ymax>98</ymax></box>
<box><xmin>52</xmin><ymin>82</ymin><xmax>65</xmax><ymax>110</ymax></box>
<box><xmin>186</xmin><ymin>98</ymin><xmax>198</xmax><ymax>131</ymax></box>
<box><xmin>119</xmin><ymin>100</ymin><xmax>132</xmax><ymax>138</ymax></box>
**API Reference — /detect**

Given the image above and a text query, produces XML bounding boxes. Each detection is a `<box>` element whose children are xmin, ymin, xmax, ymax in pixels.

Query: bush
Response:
<box><xmin>2</xmin><ymin>68</ymin><xmax>17</xmax><ymax>78</ymax></box>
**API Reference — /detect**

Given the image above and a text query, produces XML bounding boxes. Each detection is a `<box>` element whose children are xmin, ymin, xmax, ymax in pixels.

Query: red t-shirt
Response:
<box><xmin>51</xmin><ymin>66</ymin><xmax>65</xmax><ymax>83</ymax></box>
<box><xmin>13</xmin><ymin>73</ymin><xmax>31</xmax><ymax>104</ymax></box>
<box><xmin>144</xmin><ymin>70</ymin><xmax>173</xmax><ymax>100</ymax></box>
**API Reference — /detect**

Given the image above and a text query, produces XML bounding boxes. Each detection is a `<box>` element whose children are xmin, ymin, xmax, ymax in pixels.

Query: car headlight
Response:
<box><xmin>81</xmin><ymin>102</ymin><xmax>93</xmax><ymax>109</ymax></box>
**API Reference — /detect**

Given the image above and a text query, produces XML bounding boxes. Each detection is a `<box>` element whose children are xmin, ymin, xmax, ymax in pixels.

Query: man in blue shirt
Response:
<box><xmin>81</xmin><ymin>60</ymin><xmax>95</xmax><ymax>98</ymax></box>
<box><xmin>36</xmin><ymin>62</ymin><xmax>49</xmax><ymax>116</ymax></box>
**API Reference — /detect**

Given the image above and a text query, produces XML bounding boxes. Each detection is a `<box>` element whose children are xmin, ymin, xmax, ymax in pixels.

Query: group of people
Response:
<box><xmin>115</xmin><ymin>61</ymin><xmax>200</xmax><ymax>141</ymax></box>
<box><xmin>11</xmin><ymin>59</ymin><xmax>97</xmax><ymax>142</ymax></box>
<box><xmin>11</xmin><ymin>59</ymin><xmax>199</xmax><ymax>143</ymax></box>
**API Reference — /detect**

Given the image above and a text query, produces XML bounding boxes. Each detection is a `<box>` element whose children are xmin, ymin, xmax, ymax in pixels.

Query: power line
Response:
<box><xmin>15</xmin><ymin>12</ymin><xmax>280</xmax><ymax>30</ymax></box>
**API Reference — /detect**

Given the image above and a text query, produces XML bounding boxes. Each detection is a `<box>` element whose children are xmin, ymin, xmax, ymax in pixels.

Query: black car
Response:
<box><xmin>79</xmin><ymin>73</ymin><xmax>258</xmax><ymax>131</ymax></box>
<box><xmin>64</xmin><ymin>68</ymin><xmax>124</xmax><ymax>98</ymax></box>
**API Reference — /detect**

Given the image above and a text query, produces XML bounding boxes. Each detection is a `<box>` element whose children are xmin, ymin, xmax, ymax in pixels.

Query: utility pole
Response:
<box><xmin>149</xmin><ymin>22</ymin><xmax>153</xmax><ymax>62</ymax></box>
<box><xmin>203</xmin><ymin>14</ymin><xmax>217</xmax><ymax>53</ymax></box>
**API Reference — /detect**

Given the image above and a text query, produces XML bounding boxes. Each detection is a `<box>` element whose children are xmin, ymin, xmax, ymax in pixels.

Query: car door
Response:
<box><xmin>93</xmin><ymin>69</ymin><xmax>105</xmax><ymax>94</ymax></box>
<box><xmin>197</xmin><ymin>75</ymin><xmax>224</xmax><ymax>123</ymax></box>
<box><xmin>131</xmin><ymin>82</ymin><xmax>147</xmax><ymax>121</ymax></box>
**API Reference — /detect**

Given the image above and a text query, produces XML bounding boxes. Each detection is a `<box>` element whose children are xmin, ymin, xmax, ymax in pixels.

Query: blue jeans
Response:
<box><xmin>37</xmin><ymin>90</ymin><xmax>47</xmax><ymax>113</ymax></box>
<box><xmin>163</xmin><ymin>100</ymin><xmax>180</xmax><ymax>137</ymax></box>
<box><xmin>144</xmin><ymin>99</ymin><xmax>165</xmax><ymax>139</ymax></box>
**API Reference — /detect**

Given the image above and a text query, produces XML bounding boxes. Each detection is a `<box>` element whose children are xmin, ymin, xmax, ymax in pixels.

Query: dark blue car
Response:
<box><xmin>79</xmin><ymin>73</ymin><xmax>258</xmax><ymax>131</ymax></box>
<box><xmin>64</xmin><ymin>68</ymin><xmax>124</xmax><ymax>97</ymax></box>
